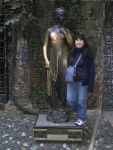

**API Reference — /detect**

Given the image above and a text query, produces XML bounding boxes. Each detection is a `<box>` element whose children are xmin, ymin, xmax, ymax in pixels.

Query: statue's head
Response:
<box><xmin>54</xmin><ymin>7</ymin><xmax>65</xmax><ymax>23</ymax></box>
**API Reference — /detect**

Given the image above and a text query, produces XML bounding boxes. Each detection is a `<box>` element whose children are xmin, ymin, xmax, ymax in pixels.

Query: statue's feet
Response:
<box><xmin>47</xmin><ymin>109</ymin><xmax>69</xmax><ymax>123</ymax></box>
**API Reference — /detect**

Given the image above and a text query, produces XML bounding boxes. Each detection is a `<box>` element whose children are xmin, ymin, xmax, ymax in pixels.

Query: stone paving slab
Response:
<box><xmin>102</xmin><ymin>111</ymin><xmax>113</xmax><ymax>126</ymax></box>
<box><xmin>94</xmin><ymin>112</ymin><xmax>113</xmax><ymax>150</ymax></box>
<box><xmin>0</xmin><ymin>111</ymin><xmax>36</xmax><ymax>150</ymax></box>
<box><xmin>0</xmin><ymin>110</ymin><xmax>96</xmax><ymax>150</ymax></box>
<box><xmin>33</xmin><ymin>115</ymin><xmax>97</xmax><ymax>150</ymax></box>
<box><xmin>1</xmin><ymin>110</ymin><xmax>113</xmax><ymax>150</ymax></box>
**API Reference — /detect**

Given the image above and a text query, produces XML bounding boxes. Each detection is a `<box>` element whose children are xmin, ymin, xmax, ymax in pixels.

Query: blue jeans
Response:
<box><xmin>67</xmin><ymin>82</ymin><xmax>88</xmax><ymax>121</ymax></box>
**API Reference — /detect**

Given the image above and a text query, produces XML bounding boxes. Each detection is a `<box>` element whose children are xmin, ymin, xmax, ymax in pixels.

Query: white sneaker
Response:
<box><xmin>75</xmin><ymin>119</ymin><xmax>84</xmax><ymax>126</ymax></box>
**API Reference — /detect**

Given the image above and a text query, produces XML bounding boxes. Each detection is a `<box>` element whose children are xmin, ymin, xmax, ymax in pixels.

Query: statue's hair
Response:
<box><xmin>55</xmin><ymin>7</ymin><xmax>65</xmax><ymax>15</ymax></box>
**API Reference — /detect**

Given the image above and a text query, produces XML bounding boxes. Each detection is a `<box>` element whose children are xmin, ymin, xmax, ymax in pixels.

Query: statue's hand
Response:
<box><xmin>45</xmin><ymin>62</ymin><xmax>50</xmax><ymax>69</ymax></box>
<box><xmin>60</xmin><ymin>28</ymin><xmax>66</xmax><ymax>35</ymax></box>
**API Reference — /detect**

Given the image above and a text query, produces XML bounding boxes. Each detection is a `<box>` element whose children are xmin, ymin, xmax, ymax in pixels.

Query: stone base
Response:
<box><xmin>5</xmin><ymin>101</ymin><xmax>21</xmax><ymax>113</ymax></box>
<box><xmin>33</xmin><ymin>114</ymin><xmax>82</xmax><ymax>142</ymax></box>
<box><xmin>0</xmin><ymin>103</ymin><xmax>5</xmax><ymax>110</ymax></box>
<box><xmin>47</xmin><ymin>109</ymin><xmax>69</xmax><ymax>123</ymax></box>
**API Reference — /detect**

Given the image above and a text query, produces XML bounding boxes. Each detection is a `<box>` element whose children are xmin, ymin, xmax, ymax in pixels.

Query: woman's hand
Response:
<box><xmin>88</xmin><ymin>92</ymin><xmax>92</xmax><ymax>98</ymax></box>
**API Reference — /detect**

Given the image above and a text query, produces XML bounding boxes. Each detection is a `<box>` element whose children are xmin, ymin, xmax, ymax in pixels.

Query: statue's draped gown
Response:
<box><xmin>44</xmin><ymin>25</ymin><xmax>72</xmax><ymax>108</ymax></box>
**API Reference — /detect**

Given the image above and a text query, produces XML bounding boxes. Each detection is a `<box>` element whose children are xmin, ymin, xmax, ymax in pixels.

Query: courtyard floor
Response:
<box><xmin>0</xmin><ymin>108</ymin><xmax>113</xmax><ymax>150</ymax></box>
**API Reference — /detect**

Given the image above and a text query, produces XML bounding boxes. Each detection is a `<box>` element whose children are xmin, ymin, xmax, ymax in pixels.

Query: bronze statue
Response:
<box><xmin>43</xmin><ymin>7</ymin><xmax>73</xmax><ymax>109</ymax></box>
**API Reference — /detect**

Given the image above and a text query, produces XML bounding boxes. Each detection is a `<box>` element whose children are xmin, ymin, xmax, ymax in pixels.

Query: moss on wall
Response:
<box><xmin>24</xmin><ymin>1</ymin><xmax>103</xmax><ymax>110</ymax></box>
<box><xmin>4</xmin><ymin>0</ymin><xmax>104</xmax><ymax>110</ymax></box>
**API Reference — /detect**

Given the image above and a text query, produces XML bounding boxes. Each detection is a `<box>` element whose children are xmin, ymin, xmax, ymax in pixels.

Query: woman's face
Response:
<box><xmin>75</xmin><ymin>38</ymin><xmax>84</xmax><ymax>48</ymax></box>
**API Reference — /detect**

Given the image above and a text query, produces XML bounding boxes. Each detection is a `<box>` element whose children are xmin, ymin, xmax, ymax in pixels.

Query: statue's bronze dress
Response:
<box><xmin>43</xmin><ymin>25</ymin><xmax>72</xmax><ymax>108</ymax></box>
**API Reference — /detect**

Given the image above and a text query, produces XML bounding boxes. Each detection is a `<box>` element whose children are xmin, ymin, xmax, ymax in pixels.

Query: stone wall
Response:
<box><xmin>102</xmin><ymin>2</ymin><xmax>113</xmax><ymax>109</ymax></box>
<box><xmin>76</xmin><ymin>1</ymin><xmax>105</xmax><ymax>108</ymax></box>
<box><xmin>11</xmin><ymin>1</ymin><xmax>105</xmax><ymax>110</ymax></box>
<box><xmin>29</xmin><ymin>1</ymin><xmax>105</xmax><ymax>109</ymax></box>
<box><xmin>14</xmin><ymin>37</ymin><xmax>30</xmax><ymax>97</ymax></box>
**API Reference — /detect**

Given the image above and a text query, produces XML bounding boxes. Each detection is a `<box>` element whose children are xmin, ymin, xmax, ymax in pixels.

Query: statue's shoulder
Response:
<box><xmin>47</xmin><ymin>26</ymin><xmax>56</xmax><ymax>33</ymax></box>
<box><xmin>64</xmin><ymin>27</ymin><xmax>71</xmax><ymax>32</ymax></box>
<box><xmin>47</xmin><ymin>28</ymin><xmax>52</xmax><ymax>33</ymax></box>
<box><xmin>61</xmin><ymin>27</ymin><xmax>70</xmax><ymax>32</ymax></box>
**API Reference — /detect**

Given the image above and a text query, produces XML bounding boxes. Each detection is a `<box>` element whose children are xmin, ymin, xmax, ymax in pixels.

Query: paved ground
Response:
<box><xmin>0</xmin><ymin>111</ymin><xmax>36</xmax><ymax>150</ymax></box>
<box><xmin>0</xmin><ymin>109</ymin><xmax>113</xmax><ymax>150</ymax></box>
<box><xmin>93</xmin><ymin>111</ymin><xmax>113</xmax><ymax>150</ymax></box>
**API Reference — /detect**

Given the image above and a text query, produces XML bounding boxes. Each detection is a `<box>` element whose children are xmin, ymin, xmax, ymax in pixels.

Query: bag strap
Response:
<box><xmin>73</xmin><ymin>54</ymin><xmax>82</xmax><ymax>69</ymax></box>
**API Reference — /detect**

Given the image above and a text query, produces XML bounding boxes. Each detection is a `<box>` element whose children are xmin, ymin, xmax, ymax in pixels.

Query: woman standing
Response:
<box><xmin>66</xmin><ymin>34</ymin><xmax>95</xmax><ymax>126</ymax></box>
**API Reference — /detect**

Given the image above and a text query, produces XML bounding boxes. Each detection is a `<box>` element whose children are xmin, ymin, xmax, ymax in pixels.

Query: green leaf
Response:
<box><xmin>5</xmin><ymin>14</ymin><xmax>21</xmax><ymax>25</ymax></box>
<box><xmin>0</xmin><ymin>27</ymin><xmax>4</xmax><ymax>32</ymax></box>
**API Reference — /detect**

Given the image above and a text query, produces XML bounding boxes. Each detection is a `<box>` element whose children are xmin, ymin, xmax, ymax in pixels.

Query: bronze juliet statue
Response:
<box><xmin>43</xmin><ymin>7</ymin><xmax>73</xmax><ymax>109</ymax></box>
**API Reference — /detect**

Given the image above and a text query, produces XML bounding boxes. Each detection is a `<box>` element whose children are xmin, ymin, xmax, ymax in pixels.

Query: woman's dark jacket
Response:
<box><xmin>69</xmin><ymin>46</ymin><xmax>95</xmax><ymax>92</ymax></box>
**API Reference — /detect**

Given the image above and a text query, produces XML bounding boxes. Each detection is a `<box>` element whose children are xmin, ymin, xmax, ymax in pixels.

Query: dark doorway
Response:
<box><xmin>0</xmin><ymin>4</ymin><xmax>9</xmax><ymax>104</ymax></box>
<box><xmin>0</xmin><ymin>22</ymin><xmax>8</xmax><ymax>104</ymax></box>
<box><xmin>103</xmin><ymin>2</ymin><xmax>113</xmax><ymax>109</ymax></box>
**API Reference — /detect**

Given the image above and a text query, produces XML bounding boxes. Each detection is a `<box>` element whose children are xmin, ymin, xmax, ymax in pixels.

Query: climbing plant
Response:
<box><xmin>64</xmin><ymin>0</ymin><xmax>102</xmax><ymax>48</ymax></box>
<box><xmin>64</xmin><ymin>0</ymin><xmax>85</xmax><ymax>35</ymax></box>
<box><xmin>2</xmin><ymin>0</ymin><xmax>103</xmax><ymax>110</ymax></box>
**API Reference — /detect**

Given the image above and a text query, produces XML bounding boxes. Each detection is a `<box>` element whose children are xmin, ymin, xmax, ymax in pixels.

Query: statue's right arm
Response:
<box><xmin>60</xmin><ymin>28</ymin><xmax>73</xmax><ymax>47</ymax></box>
<box><xmin>43</xmin><ymin>29</ymin><xmax>50</xmax><ymax>68</ymax></box>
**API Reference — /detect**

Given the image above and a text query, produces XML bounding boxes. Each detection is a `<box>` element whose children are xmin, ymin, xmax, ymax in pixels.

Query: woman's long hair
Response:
<box><xmin>71</xmin><ymin>33</ymin><xmax>90</xmax><ymax>56</ymax></box>
<box><xmin>74</xmin><ymin>33</ymin><xmax>89</xmax><ymax>48</ymax></box>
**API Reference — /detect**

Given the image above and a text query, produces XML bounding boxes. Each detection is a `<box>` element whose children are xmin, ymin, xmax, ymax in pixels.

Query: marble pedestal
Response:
<box><xmin>33</xmin><ymin>114</ymin><xmax>82</xmax><ymax>142</ymax></box>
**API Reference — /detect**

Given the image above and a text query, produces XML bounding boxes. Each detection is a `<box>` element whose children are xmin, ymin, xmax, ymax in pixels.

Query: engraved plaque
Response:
<box><xmin>47</xmin><ymin>134</ymin><xmax>68</xmax><ymax>141</ymax></box>
<box><xmin>33</xmin><ymin>114</ymin><xmax>82</xmax><ymax>142</ymax></box>
<box><xmin>34</xmin><ymin>129</ymin><xmax>47</xmax><ymax>138</ymax></box>
<box><xmin>47</xmin><ymin>128</ymin><xmax>67</xmax><ymax>134</ymax></box>
<box><xmin>68</xmin><ymin>129</ymin><xmax>82</xmax><ymax>139</ymax></box>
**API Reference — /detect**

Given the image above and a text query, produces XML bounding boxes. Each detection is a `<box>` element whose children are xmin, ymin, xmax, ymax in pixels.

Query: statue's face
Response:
<box><xmin>55</xmin><ymin>7</ymin><xmax>65</xmax><ymax>23</ymax></box>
